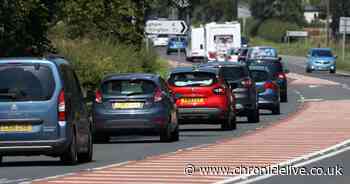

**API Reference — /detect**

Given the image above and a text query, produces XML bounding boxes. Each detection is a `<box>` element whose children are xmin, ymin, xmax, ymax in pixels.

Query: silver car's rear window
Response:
<box><xmin>0</xmin><ymin>63</ymin><xmax>55</xmax><ymax>101</ymax></box>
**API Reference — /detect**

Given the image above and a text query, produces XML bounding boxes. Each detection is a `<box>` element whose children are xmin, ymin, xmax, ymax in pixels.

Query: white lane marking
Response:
<box><xmin>298</xmin><ymin>98</ymin><xmax>324</xmax><ymax>102</ymax></box>
<box><xmin>214</xmin><ymin>139</ymin><xmax>350</xmax><ymax>184</ymax></box>
<box><xmin>0</xmin><ymin>178</ymin><xmax>28</xmax><ymax>184</ymax></box>
<box><xmin>294</xmin><ymin>90</ymin><xmax>305</xmax><ymax>102</ymax></box>
<box><xmin>308</xmin><ymin>85</ymin><xmax>319</xmax><ymax>88</ymax></box>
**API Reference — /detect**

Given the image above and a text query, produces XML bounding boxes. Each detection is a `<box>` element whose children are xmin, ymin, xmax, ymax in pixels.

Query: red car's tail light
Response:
<box><xmin>154</xmin><ymin>88</ymin><xmax>163</xmax><ymax>102</ymax></box>
<box><xmin>264</xmin><ymin>82</ymin><xmax>278</xmax><ymax>91</ymax></box>
<box><xmin>213</xmin><ymin>86</ymin><xmax>225</xmax><ymax>95</ymax></box>
<box><xmin>58</xmin><ymin>90</ymin><xmax>66</xmax><ymax>121</ymax></box>
<box><xmin>95</xmin><ymin>90</ymin><xmax>103</xmax><ymax>104</ymax></box>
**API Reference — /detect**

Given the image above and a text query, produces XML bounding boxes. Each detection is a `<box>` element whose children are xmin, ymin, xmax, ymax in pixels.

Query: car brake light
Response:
<box><xmin>154</xmin><ymin>88</ymin><xmax>163</xmax><ymax>102</ymax></box>
<box><xmin>277</xmin><ymin>73</ymin><xmax>286</xmax><ymax>79</ymax></box>
<box><xmin>241</xmin><ymin>79</ymin><xmax>252</xmax><ymax>88</ymax></box>
<box><xmin>264</xmin><ymin>82</ymin><xmax>278</xmax><ymax>91</ymax></box>
<box><xmin>58</xmin><ymin>90</ymin><xmax>66</xmax><ymax>122</ymax></box>
<box><xmin>213</xmin><ymin>86</ymin><xmax>225</xmax><ymax>95</ymax></box>
<box><xmin>95</xmin><ymin>90</ymin><xmax>103</xmax><ymax>103</ymax></box>
<box><xmin>209</xmin><ymin>52</ymin><xmax>217</xmax><ymax>59</ymax></box>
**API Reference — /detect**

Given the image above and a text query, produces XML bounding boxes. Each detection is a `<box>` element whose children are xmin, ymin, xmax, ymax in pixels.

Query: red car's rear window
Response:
<box><xmin>169</xmin><ymin>72</ymin><xmax>217</xmax><ymax>87</ymax></box>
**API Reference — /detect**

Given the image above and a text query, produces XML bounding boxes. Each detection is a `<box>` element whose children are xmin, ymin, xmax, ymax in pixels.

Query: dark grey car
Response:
<box><xmin>0</xmin><ymin>56</ymin><xmax>93</xmax><ymax>165</ymax></box>
<box><xmin>92</xmin><ymin>73</ymin><xmax>179</xmax><ymax>142</ymax></box>
<box><xmin>200</xmin><ymin>62</ymin><xmax>259</xmax><ymax>123</ymax></box>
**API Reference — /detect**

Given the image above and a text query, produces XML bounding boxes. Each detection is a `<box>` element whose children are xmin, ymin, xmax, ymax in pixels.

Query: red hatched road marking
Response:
<box><xmin>33</xmin><ymin>99</ymin><xmax>350</xmax><ymax>184</ymax></box>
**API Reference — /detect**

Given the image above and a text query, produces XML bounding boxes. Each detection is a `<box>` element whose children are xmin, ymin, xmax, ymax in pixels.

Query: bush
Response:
<box><xmin>245</xmin><ymin>17</ymin><xmax>262</xmax><ymax>37</ymax></box>
<box><xmin>257</xmin><ymin>19</ymin><xmax>300</xmax><ymax>42</ymax></box>
<box><xmin>51</xmin><ymin>37</ymin><xmax>163</xmax><ymax>90</ymax></box>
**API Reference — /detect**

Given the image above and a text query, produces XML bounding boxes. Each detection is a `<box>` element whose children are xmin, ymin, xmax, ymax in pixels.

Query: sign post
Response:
<box><xmin>340</xmin><ymin>17</ymin><xmax>350</xmax><ymax>61</ymax></box>
<box><xmin>145</xmin><ymin>20</ymin><xmax>188</xmax><ymax>35</ymax></box>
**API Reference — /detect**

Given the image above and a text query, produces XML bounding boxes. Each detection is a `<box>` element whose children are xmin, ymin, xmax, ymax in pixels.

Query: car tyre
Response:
<box><xmin>330</xmin><ymin>69</ymin><xmax>336</xmax><ymax>74</ymax></box>
<box><xmin>60</xmin><ymin>133</ymin><xmax>78</xmax><ymax>165</ymax></box>
<box><xmin>306</xmin><ymin>68</ymin><xmax>312</xmax><ymax>73</ymax></box>
<box><xmin>160</xmin><ymin>122</ymin><xmax>172</xmax><ymax>142</ymax></box>
<box><xmin>166</xmin><ymin>51</ymin><xmax>171</xmax><ymax>55</ymax></box>
<box><xmin>0</xmin><ymin>155</ymin><xmax>3</xmax><ymax>165</ymax></box>
<box><xmin>78</xmin><ymin>130</ymin><xmax>93</xmax><ymax>163</ymax></box>
<box><xmin>271</xmin><ymin>103</ymin><xmax>281</xmax><ymax>115</ymax></box>
<box><xmin>280</xmin><ymin>91</ymin><xmax>288</xmax><ymax>103</ymax></box>
<box><xmin>221</xmin><ymin>111</ymin><xmax>236</xmax><ymax>130</ymax></box>
<box><xmin>248</xmin><ymin>108</ymin><xmax>260</xmax><ymax>123</ymax></box>
<box><xmin>171</xmin><ymin>125</ymin><xmax>180</xmax><ymax>142</ymax></box>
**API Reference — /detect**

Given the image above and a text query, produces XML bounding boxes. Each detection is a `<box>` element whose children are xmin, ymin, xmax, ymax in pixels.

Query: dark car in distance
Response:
<box><xmin>200</xmin><ymin>62</ymin><xmax>259</xmax><ymax>123</ymax></box>
<box><xmin>0</xmin><ymin>57</ymin><xmax>93</xmax><ymax>165</ymax></box>
<box><xmin>248</xmin><ymin>58</ymin><xmax>288</xmax><ymax>102</ymax></box>
<box><xmin>249</xmin><ymin>66</ymin><xmax>281</xmax><ymax>114</ymax></box>
<box><xmin>167</xmin><ymin>67</ymin><xmax>236</xmax><ymax>130</ymax></box>
<box><xmin>92</xmin><ymin>73</ymin><xmax>179</xmax><ymax>142</ymax></box>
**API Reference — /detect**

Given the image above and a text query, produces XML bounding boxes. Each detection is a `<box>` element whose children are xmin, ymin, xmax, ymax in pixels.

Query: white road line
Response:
<box><xmin>214</xmin><ymin>139</ymin><xmax>350</xmax><ymax>184</ymax></box>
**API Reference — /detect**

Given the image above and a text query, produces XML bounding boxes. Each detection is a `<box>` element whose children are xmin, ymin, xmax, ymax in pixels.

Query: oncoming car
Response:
<box><xmin>92</xmin><ymin>74</ymin><xmax>179</xmax><ymax>142</ymax></box>
<box><xmin>167</xmin><ymin>67</ymin><xmax>236</xmax><ymax>130</ymax></box>
<box><xmin>306</xmin><ymin>48</ymin><xmax>336</xmax><ymax>74</ymax></box>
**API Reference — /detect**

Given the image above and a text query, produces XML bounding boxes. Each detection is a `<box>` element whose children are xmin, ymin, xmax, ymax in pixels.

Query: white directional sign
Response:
<box><xmin>340</xmin><ymin>17</ymin><xmax>350</xmax><ymax>34</ymax></box>
<box><xmin>145</xmin><ymin>20</ymin><xmax>188</xmax><ymax>35</ymax></box>
<box><xmin>286</xmin><ymin>31</ymin><xmax>308</xmax><ymax>37</ymax></box>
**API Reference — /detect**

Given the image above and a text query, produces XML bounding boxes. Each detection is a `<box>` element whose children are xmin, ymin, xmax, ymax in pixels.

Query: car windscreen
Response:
<box><xmin>169</xmin><ymin>72</ymin><xmax>217</xmax><ymax>87</ymax></box>
<box><xmin>222</xmin><ymin>67</ymin><xmax>247</xmax><ymax>81</ymax></box>
<box><xmin>0</xmin><ymin>64</ymin><xmax>55</xmax><ymax>101</ymax></box>
<box><xmin>250</xmin><ymin>48</ymin><xmax>277</xmax><ymax>58</ymax></box>
<box><xmin>101</xmin><ymin>80</ymin><xmax>156</xmax><ymax>96</ymax></box>
<box><xmin>312</xmin><ymin>50</ymin><xmax>333</xmax><ymax>57</ymax></box>
<box><xmin>250</xmin><ymin>70</ymin><xmax>269</xmax><ymax>82</ymax></box>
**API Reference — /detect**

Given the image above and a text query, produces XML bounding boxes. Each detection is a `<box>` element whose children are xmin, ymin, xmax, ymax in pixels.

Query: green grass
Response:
<box><xmin>250</xmin><ymin>37</ymin><xmax>350</xmax><ymax>72</ymax></box>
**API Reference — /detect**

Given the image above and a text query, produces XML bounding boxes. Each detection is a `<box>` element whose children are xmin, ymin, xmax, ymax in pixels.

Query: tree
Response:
<box><xmin>330</xmin><ymin>0</ymin><xmax>350</xmax><ymax>35</ymax></box>
<box><xmin>250</xmin><ymin>0</ymin><xmax>305</xmax><ymax>25</ymax></box>
<box><xmin>0</xmin><ymin>0</ymin><xmax>55</xmax><ymax>56</ymax></box>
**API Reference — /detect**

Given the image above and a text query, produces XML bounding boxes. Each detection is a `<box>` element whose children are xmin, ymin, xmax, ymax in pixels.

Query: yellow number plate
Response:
<box><xmin>181</xmin><ymin>98</ymin><xmax>205</xmax><ymax>104</ymax></box>
<box><xmin>0</xmin><ymin>124</ymin><xmax>32</xmax><ymax>132</ymax></box>
<box><xmin>113</xmin><ymin>102</ymin><xmax>144</xmax><ymax>109</ymax></box>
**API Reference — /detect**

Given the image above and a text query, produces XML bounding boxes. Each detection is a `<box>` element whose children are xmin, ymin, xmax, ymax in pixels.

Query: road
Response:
<box><xmin>1</xmin><ymin>49</ymin><xmax>350</xmax><ymax>184</ymax></box>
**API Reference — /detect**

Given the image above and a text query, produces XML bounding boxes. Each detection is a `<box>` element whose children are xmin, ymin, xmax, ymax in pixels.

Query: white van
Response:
<box><xmin>186</xmin><ymin>26</ymin><xmax>205</xmax><ymax>61</ymax></box>
<box><xmin>204</xmin><ymin>22</ymin><xmax>241</xmax><ymax>62</ymax></box>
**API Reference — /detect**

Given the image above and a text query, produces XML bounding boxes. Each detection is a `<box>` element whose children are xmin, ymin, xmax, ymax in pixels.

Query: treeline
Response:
<box><xmin>0</xmin><ymin>0</ymin><xmax>155</xmax><ymax>57</ymax></box>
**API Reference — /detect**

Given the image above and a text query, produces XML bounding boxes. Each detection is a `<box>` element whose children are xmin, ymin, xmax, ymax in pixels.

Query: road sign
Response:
<box><xmin>286</xmin><ymin>31</ymin><xmax>308</xmax><ymax>37</ymax></box>
<box><xmin>339</xmin><ymin>17</ymin><xmax>350</xmax><ymax>34</ymax></box>
<box><xmin>145</xmin><ymin>20</ymin><xmax>188</xmax><ymax>35</ymax></box>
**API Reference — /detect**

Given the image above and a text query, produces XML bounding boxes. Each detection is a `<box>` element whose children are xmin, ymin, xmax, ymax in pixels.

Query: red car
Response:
<box><xmin>167</xmin><ymin>67</ymin><xmax>236</xmax><ymax>130</ymax></box>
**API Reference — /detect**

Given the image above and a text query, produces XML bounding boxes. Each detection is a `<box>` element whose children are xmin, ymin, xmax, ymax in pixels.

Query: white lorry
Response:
<box><xmin>204</xmin><ymin>22</ymin><xmax>241</xmax><ymax>62</ymax></box>
<box><xmin>185</xmin><ymin>26</ymin><xmax>205</xmax><ymax>61</ymax></box>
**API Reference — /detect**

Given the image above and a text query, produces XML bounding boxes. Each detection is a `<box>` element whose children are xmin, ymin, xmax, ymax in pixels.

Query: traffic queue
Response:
<box><xmin>0</xmin><ymin>44</ymin><xmax>291</xmax><ymax>166</ymax></box>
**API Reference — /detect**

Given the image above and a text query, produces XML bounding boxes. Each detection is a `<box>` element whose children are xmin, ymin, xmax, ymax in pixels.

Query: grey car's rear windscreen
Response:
<box><xmin>0</xmin><ymin>64</ymin><xmax>55</xmax><ymax>101</ymax></box>
<box><xmin>101</xmin><ymin>80</ymin><xmax>156</xmax><ymax>96</ymax></box>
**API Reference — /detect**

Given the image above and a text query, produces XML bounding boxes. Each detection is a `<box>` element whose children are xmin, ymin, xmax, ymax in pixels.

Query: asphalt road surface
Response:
<box><xmin>1</xmin><ymin>48</ymin><xmax>349</xmax><ymax>184</ymax></box>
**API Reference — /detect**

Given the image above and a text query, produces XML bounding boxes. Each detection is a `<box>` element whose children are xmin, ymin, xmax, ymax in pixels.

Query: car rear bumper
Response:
<box><xmin>0</xmin><ymin>138</ymin><xmax>68</xmax><ymax>156</ymax></box>
<box><xmin>93</xmin><ymin>107</ymin><xmax>169</xmax><ymax>134</ymax></box>
<box><xmin>178</xmin><ymin>108</ymin><xmax>225</xmax><ymax>123</ymax></box>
